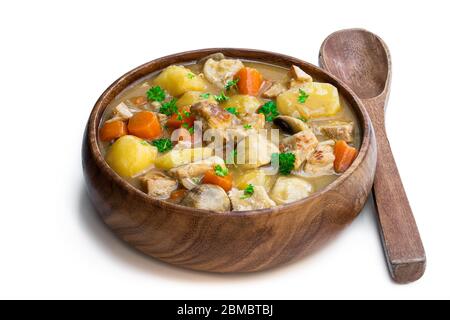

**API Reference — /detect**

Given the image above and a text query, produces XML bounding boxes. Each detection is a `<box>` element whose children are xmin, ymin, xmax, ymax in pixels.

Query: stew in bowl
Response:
<box><xmin>98</xmin><ymin>53</ymin><xmax>360</xmax><ymax>212</ymax></box>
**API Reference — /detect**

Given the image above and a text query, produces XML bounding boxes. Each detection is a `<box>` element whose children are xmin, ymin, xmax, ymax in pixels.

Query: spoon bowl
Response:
<box><xmin>320</xmin><ymin>29</ymin><xmax>390</xmax><ymax>99</ymax></box>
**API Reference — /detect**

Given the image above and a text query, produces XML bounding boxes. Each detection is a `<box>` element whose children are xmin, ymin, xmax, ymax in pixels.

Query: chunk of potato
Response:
<box><xmin>269</xmin><ymin>176</ymin><xmax>313</xmax><ymax>205</ymax></box>
<box><xmin>153</xmin><ymin>65</ymin><xmax>207</xmax><ymax>97</ymax></box>
<box><xmin>222</xmin><ymin>95</ymin><xmax>261</xmax><ymax>115</ymax></box>
<box><xmin>155</xmin><ymin>147</ymin><xmax>213</xmax><ymax>170</ymax></box>
<box><xmin>234</xmin><ymin>169</ymin><xmax>275</xmax><ymax>192</ymax></box>
<box><xmin>176</xmin><ymin>91</ymin><xmax>215</xmax><ymax>108</ymax></box>
<box><xmin>105</xmin><ymin>135</ymin><xmax>158</xmax><ymax>178</ymax></box>
<box><xmin>277</xmin><ymin>82</ymin><xmax>341</xmax><ymax>119</ymax></box>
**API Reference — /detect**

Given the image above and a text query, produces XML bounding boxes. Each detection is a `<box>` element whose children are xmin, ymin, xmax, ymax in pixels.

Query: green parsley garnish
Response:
<box><xmin>146</xmin><ymin>86</ymin><xmax>166</xmax><ymax>102</ymax></box>
<box><xmin>187</xmin><ymin>72</ymin><xmax>195</xmax><ymax>79</ymax></box>
<box><xmin>225</xmin><ymin>107</ymin><xmax>239</xmax><ymax>115</ymax></box>
<box><xmin>214</xmin><ymin>165</ymin><xmax>229</xmax><ymax>177</ymax></box>
<box><xmin>181</xmin><ymin>123</ymin><xmax>190</xmax><ymax>129</ymax></box>
<box><xmin>188</xmin><ymin>127</ymin><xmax>194</xmax><ymax>134</ymax></box>
<box><xmin>243</xmin><ymin>124</ymin><xmax>252</xmax><ymax>130</ymax></box>
<box><xmin>151</xmin><ymin>138</ymin><xmax>173</xmax><ymax>153</ymax></box>
<box><xmin>297</xmin><ymin>116</ymin><xmax>308</xmax><ymax>122</ymax></box>
<box><xmin>159</xmin><ymin>99</ymin><xmax>178</xmax><ymax>116</ymax></box>
<box><xmin>258</xmin><ymin>100</ymin><xmax>279</xmax><ymax>122</ymax></box>
<box><xmin>224</xmin><ymin>78</ymin><xmax>239</xmax><ymax>91</ymax></box>
<box><xmin>214</xmin><ymin>92</ymin><xmax>229</xmax><ymax>103</ymax></box>
<box><xmin>272</xmin><ymin>152</ymin><xmax>296</xmax><ymax>175</ymax></box>
<box><xmin>241</xmin><ymin>184</ymin><xmax>255</xmax><ymax>199</ymax></box>
<box><xmin>200</xmin><ymin>93</ymin><xmax>211</xmax><ymax>99</ymax></box>
<box><xmin>298</xmin><ymin>89</ymin><xmax>309</xmax><ymax>104</ymax></box>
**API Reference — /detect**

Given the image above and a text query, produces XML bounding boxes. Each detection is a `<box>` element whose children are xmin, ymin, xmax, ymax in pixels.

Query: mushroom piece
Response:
<box><xmin>181</xmin><ymin>184</ymin><xmax>231</xmax><ymax>212</ymax></box>
<box><xmin>273</xmin><ymin>115</ymin><xmax>311</xmax><ymax>134</ymax></box>
<box><xmin>180</xmin><ymin>177</ymin><xmax>201</xmax><ymax>190</ymax></box>
<box><xmin>198</xmin><ymin>52</ymin><xmax>226</xmax><ymax>65</ymax></box>
<box><xmin>203</xmin><ymin>58</ymin><xmax>244</xmax><ymax>88</ymax></box>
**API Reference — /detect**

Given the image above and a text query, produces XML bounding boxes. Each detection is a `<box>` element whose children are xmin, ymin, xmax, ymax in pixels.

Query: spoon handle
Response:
<box><xmin>363</xmin><ymin>98</ymin><xmax>426</xmax><ymax>283</ymax></box>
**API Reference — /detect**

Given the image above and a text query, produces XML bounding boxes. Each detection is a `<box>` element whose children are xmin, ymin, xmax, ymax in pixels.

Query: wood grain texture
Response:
<box><xmin>319</xmin><ymin>29</ymin><xmax>426</xmax><ymax>283</ymax></box>
<box><xmin>82</xmin><ymin>48</ymin><xmax>376</xmax><ymax>273</ymax></box>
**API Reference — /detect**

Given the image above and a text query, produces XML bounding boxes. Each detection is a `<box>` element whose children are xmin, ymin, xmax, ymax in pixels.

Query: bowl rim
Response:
<box><xmin>86</xmin><ymin>48</ymin><xmax>373</xmax><ymax>217</ymax></box>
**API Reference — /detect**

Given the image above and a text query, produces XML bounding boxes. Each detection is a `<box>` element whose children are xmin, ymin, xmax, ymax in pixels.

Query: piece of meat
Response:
<box><xmin>314</xmin><ymin>121</ymin><xmax>354</xmax><ymax>143</ymax></box>
<box><xmin>289</xmin><ymin>65</ymin><xmax>313</xmax><ymax>88</ymax></box>
<box><xmin>169</xmin><ymin>156</ymin><xmax>225</xmax><ymax>179</ymax></box>
<box><xmin>262</xmin><ymin>82</ymin><xmax>286</xmax><ymax>98</ymax></box>
<box><xmin>203</xmin><ymin>58</ymin><xmax>244</xmax><ymax>88</ymax></box>
<box><xmin>140</xmin><ymin>170</ymin><xmax>178</xmax><ymax>199</ymax></box>
<box><xmin>228</xmin><ymin>186</ymin><xmax>276</xmax><ymax>211</ymax></box>
<box><xmin>304</xmin><ymin>140</ymin><xmax>336</xmax><ymax>176</ymax></box>
<box><xmin>191</xmin><ymin>101</ymin><xmax>234</xmax><ymax>130</ymax></box>
<box><xmin>280</xmin><ymin>130</ymin><xmax>318</xmax><ymax>169</ymax></box>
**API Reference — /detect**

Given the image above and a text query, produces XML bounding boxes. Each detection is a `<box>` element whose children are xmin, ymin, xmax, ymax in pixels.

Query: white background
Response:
<box><xmin>1</xmin><ymin>0</ymin><xmax>449</xmax><ymax>300</ymax></box>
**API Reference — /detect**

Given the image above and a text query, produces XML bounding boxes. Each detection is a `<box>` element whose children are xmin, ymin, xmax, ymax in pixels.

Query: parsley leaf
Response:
<box><xmin>146</xmin><ymin>86</ymin><xmax>166</xmax><ymax>102</ymax></box>
<box><xmin>151</xmin><ymin>138</ymin><xmax>173</xmax><ymax>153</ymax></box>
<box><xmin>240</xmin><ymin>184</ymin><xmax>255</xmax><ymax>199</ymax></box>
<box><xmin>214</xmin><ymin>92</ymin><xmax>229</xmax><ymax>103</ymax></box>
<box><xmin>200</xmin><ymin>93</ymin><xmax>211</xmax><ymax>99</ymax></box>
<box><xmin>187</xmin><ymin>72</ymin><xmax>195</xmax><ymax>79</ymax></box>
<box><xmin>298</xmin><ymin>89</ymin><xmax>309</xmax><ymax>104</ymax></box>
<box><xmin>225</xmin><ymin>107</ymin><xmax>239</xmax><ymax>115</ymax></box>
<box><xmin>258</xmin><ymin>100</ymin><xmax>279</xmax><ymax>122</ymax></box>
<box><xmin>188</xmin><ymin>127</ymin><xmax>194</xmax><ymax>134</ymax></box>
<box><xmin>159</xmin><ymin>99</ymin><xmax>178</xmax><ymax>116</ymax></box>
<box><xmin>214</xmin><ymin>165</ymin><xmax>229</xmax><ymax>177</ymax></box>
<box><xmin>272</xmin><ymin>152</ymin><xmax>296</xmax><ymax>175</ymax></box>
<box><xmin>224</xmin><ymin>78</ymin><xmax>239</xmax><ymax>91</ymax></box>
<box><xmin>243</xmin><ymin>124</ymin><xmax>252</xmax><ymax>130</ymax></box>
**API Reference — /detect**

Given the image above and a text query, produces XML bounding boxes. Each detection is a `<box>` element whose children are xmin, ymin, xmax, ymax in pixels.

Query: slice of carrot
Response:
<box><xmin>99</xmin><ymin>120</ymin><xmax>128</xmax><ymax>141</ymax></box>
<box><xmin>166</xmin><ymin>106</ymin><xmax>195</xmax><ymax>129</ymax></box>
<box><xmin>128</xmin><ymin>111</ymin><xmax>162</xmax><ymax>140</ymax></box>
<box><xmin>334</xmin><ymin>140</ymin><xmax>358</xmax><ymax>173</ymax></box>
<box><xmin>236</xmin><ymin>67</ymin><xmax>263</xmax><ymax>96</ymax></box>
<box><xmin>202</xmin><ymin>169</ymin><xmax>233</xmax><ymax>192</ymax></box>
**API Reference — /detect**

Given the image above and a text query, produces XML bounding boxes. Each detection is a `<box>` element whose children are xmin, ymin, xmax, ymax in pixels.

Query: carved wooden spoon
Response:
<box><xmin>319</xmin><ymin>29</ymin><xmax>426</xmax><ymax>283</ymax></box>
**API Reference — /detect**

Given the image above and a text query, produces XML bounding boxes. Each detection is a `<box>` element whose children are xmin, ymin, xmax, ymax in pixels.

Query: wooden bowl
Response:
<box><xmin>82</xmin><ymin>48</ymin><xmax>377</xmax><ymax>273</ymax></box>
